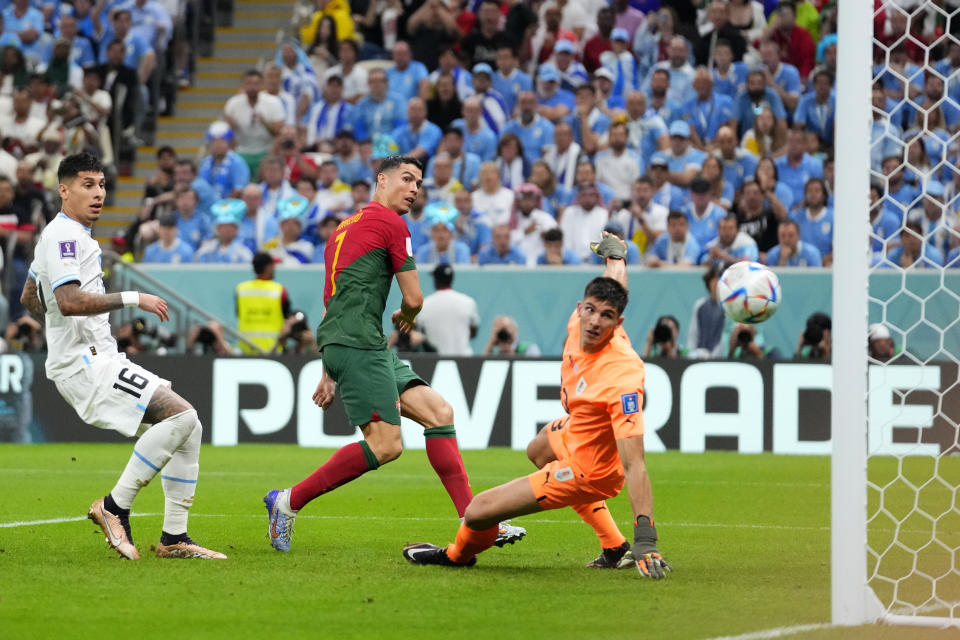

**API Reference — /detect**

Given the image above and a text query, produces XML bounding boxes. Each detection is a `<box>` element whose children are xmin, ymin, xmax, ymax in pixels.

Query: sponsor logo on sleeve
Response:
<box><xmin>621</xmin><ymin>392</ymin><xmax>639</xmax><ymax>414</ymax></box>
<box><xmin>59</xmin><ymin>241</ymin><xmax>77</xmax><ymax>259</ymax></box>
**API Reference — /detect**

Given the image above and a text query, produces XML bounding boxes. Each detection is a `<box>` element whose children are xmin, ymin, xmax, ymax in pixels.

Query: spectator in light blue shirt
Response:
<box><xmin>683</xmin><ymin>174</ymin><xmax>726</xmax><ymax>247</ymax></box>
<box><xmin>759</xmin><ymin>40</ymin><xmax>802</xmax><ymax>118</ymax></box>
<box><xmin>869</xmin><ymin>181</ymin><xmax>898</xmax><ymax>261</ymax></box>
<box><xmin>415</xmin><ymin>220</ymin><xmax>472</xmax><ymax>265</ymax></box>
<box><xmin>795</xmin><ymin>70</ymin><xmax>836</xmax><ymax>145</ymax></box>
<box><xmin>682</xmin><ymin>68</ymin><xmax>735</xmax><ymax>148</ymax></box>
<box><xmin>194</xmin><ymin>212</ymin><xmax>255</xmax><ymax>264</ymax></box>
<box><xmin>790</xmin><ymin>178</ymin><xmax>834</xmax><ymax>263</ymax></box>
<box><xmin>3</xmin><ymin>0</ymin><xmax>44</xmax><ymax>60</ymax></box>
<box><xmin>98</xmin><ymin>10</ymin><xmax>154</xmax><ymax>79</ymax></box>
<box><xmin>477</xmin><ymin>223</ymin><xmax>526</xmax><ymax>265</ymax></box>
<box><xmin>714</xmin><ymin>125</ymin><xmax>758</xmax><ymax>192</ymax></box>
<box><xmin>710</xmin><ymin>41</ymin><xmax>747</xmax><ymax>98</ymax></box>
<box><xmin>641</xmin><ymin>37</ymin><xmax>695</xmax><ymax>104</ymax></box>
<box><xmin>391</xmin><ymin>97</ymin><xmax>442</xmax><ymax>162</ymax></box>
<box><xmin>535</xmin><ymin>63</ymin><xmax>575</xmax><ymax>121</ymax></box>
<box><xmin>172</xmin><ymin>186</ymin><xmax>211</xmax><ymax>249</ymax></box>
<box><xmin>502</xmin><ymin>90</ymin><xmax>555</xmax><ymax>169</ymax></box>
<box><xmin>50</xmin><ymin>14</ymin><xmax>95</xmax><ymax>68</ymax></box>
<box><xmin>450</xmin><ymin>96</ymin><xmax>499</xmax><ymax>162</ymax></box>
<box><xmin>350</xmin><ymin>68</ymin><xmax>407</xmax><ymax>141</ymax></box>
<box><xmin>733</xmin><ymin>70</ymin><xmax>787</xmax><ymax>137</ymax></box>
<box><xmin>385</xmin><ymin>41</ymin><xmax>428</xmax><ymax>102</ymax></box>
<box><xmin>644</xmin><ymin>68</ymin><xmax>684</xmax><ymax>124</ymax></box>
<box><xmin>143</xmin><ymin>211</ymin><xmax>196</xmax><ymax>263</ymax></box>
<box><xmin>878</xmin><ymin>221</ymin><xmax>945</xmax><ymax>269</ymax></box>
<box><xmin>537</xmin><ymin>228</ymin><xmax>581</xmax><ymax>265</ymax></box>
<box><xmin>198</xmin><ymin>122</ymin><xmax>251</xmax><ymax>199</ymax></box>
<box><xmin>775</xmin><ymin>129</ymin><xmax>824</xmax><ymax>206</ymax></box>
<box><xmin>880</xmin><ymin>154</ymin><xmax>920</xmax><ymax>221</ymax></box>
<box><xmin>565</xmin><ymin>83</ymin><xmax>611</xmax><ymax>153</ymax></box>
<box><xmin>647</xmin><ymin>210</ymin><xmax>702</xmax><ymax>267</ymax></box>
<box><xmin>127</xmin><ymin>0</ymin><xmax>173</xmax><ymax>49</ymax></box>
<box><xmin>657</xmin><ymin>120</ymin><xmax>707</xmax><ymax>188</ymax></box>
<box><xmin>766</xmin><ymin>219</ymin><xmax>823</xmax><ymax>267</ymax></box>
<box><xmin>492</xmin><ymin>44</ymin><xmax>532</xmax><ymax>115</ymax></box>
<box><xmin>553</xmin><ymin>39</ymin><xmax>588</xmax><ymax>91</ymax></box>
<box><xmin>699</xmin><ymin>213</ymin><xmax>759</xmax><ymax>266</ymax></box>
<box><xmin>470</xmin><ymin>62</ymin><xmax>509</xmax><ymax>135</ymax></box>
<box><xmin>426</xmin><ymin>127</ymin><xmax>482</xmax><ymax>189</ymax></box>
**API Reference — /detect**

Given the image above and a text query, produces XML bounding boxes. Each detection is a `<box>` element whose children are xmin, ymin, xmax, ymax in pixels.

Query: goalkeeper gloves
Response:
<box><xmin>590</xmin><ymin>233</ymin><xmax>628</xmax><ymax>262</ymax></box>
<box><xmin>617</xmin><ymin>515</ymin><xmax>673</xmax><ymax>579</ymax></box>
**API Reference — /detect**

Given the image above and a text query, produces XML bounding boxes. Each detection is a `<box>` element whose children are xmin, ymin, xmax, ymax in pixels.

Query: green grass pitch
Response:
<box><xmin>1</xmin><ymin>444</ymin><xmax>957</xmax><ymax>640</ymax></box>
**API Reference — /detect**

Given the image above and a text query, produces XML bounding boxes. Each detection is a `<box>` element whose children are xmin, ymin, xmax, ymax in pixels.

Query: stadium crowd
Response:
<box><xmin>0</xmin><ymin>0</ymin><xmax>953</xmax><ymax>355</ymax></box>
<box><xmin>114</xmin><ymin>0</ymin><xmax>960</xmax><ymax>274</ymax></box>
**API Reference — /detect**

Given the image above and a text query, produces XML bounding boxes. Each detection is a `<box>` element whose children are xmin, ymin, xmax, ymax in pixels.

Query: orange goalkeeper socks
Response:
<box><xmin>446</xmin><ymin>522</ymin><xmax>498</xmax><ymax>564</ymax></box>
<box><xmin>573</xmin><ymin>501</ymin><xmax>628</xmax><ymax>549</ymax></box>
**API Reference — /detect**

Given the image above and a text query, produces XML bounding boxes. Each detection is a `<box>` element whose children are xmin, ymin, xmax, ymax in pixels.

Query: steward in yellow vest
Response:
<box><xmin>236</xmin><ymin>252</ymin><xmax>289</xmax><ymax>354</ymax></box>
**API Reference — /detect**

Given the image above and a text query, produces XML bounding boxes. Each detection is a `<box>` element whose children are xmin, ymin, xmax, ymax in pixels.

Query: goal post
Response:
<box><xmin>831</xmin><ymin>0</ymin><xmax>874</xmax><ymax>626</ymax></box>
<box><xmin>833</xmin><ymin>0</ymin><xmax>960</xmax><ymax>628</ymax></box>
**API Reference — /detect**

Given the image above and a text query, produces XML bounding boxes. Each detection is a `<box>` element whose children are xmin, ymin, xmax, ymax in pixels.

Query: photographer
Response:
<box><xmin>482</xmin><ymin>315</ymin><xmax>541</xmax><ymax>356</ymax></box>
<box><xmin>4</xmin><ymin>314</ymin><xmax>43</xmax><ymax>352</ymax></box>
<box><xmin>643</xmin><ymin>315</ymin><xmax>685</xmax><ymax>358</ymax></box>
<box><xmin>114</xmin><ymin>315</ymin><xmax>178</xmax><ymax>355</ymax></box>
<box><xmin>187</xmin><ymin>321</ymin><xmax>237</xmax><ymax>355</ymax></box>
<box><xmin>795</xmin><ymin>312</ymin><xmax>832</xmax><ymax>362</ymax></box>
<box><xmin>276</xmin><ymin>310</ymin><xmax>316</xmax><ymax>354</ymax></box>
<box><xmin>728</xmin><ymin>323</ymin><xmax>779</xmax><ymax>359</ymax></box>
<box><xmin>387</xmin><ymin>319</ymin><xmax>436</xmax><ymax>354</ymax></box>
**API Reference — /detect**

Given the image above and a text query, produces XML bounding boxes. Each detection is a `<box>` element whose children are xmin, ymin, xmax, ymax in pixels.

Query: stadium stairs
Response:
<box><xmin>95</xmin><ymin>0</ymin><xmax>297</xmax><ymax>246</ymax></box>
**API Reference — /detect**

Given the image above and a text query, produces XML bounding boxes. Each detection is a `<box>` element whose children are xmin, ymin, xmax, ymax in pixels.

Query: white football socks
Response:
<box><xmin>159</xmin><ymin>415</ymin><xmax>202</xmax><ymax>535</ymax></box>
<box><xmin>110</xmin><ymin>409</ymin><xmax>202</xmax><ymax>534</ymax></box>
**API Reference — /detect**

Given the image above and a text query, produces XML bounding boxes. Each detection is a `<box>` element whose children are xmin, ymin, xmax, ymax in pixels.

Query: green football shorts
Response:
<box><xmin>321</xmin><ymin>344</ymin><xmax>425</xmax><ymax>427</ymax></box>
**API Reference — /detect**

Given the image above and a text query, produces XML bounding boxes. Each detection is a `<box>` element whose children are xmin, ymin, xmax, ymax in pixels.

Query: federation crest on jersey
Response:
<box><xmin>621</xmin><ymin>392</ymin><xmax>639</xmax><ymax>414</ymax></box>
<box><xmin>575</xmin><ymin>376</ymin><xmax>587</xmax><ymax>395</ymax></box>
<box><xmin>59</xmin><ymin>240</ymin><xmax>77</xmax><ymax>259</ymax></box>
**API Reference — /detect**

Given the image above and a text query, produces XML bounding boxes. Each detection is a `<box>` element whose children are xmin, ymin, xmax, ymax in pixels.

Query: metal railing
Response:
<box><xmin>103</xmin><ymin>249</ymin><xmax>264</xmax><ymax>354</ymax></box>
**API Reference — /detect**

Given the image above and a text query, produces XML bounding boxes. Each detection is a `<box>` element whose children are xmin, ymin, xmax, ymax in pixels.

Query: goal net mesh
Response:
<box><xmin>868</xmin><ymin>0</ymin><xmax>960</xmax><ymax>622</ymax></box>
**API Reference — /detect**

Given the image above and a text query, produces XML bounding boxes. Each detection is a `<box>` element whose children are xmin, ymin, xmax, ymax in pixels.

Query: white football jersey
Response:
<box><xmin>29</xmin><ymin>212</ymin><xmax>119</xmax><ymax>381</ymax></box>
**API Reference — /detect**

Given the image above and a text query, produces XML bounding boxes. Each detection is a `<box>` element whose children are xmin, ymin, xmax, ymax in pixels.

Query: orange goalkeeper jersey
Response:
<box><xmin>558</xmin><ymin>309</ymin><xmax>646</xmax><ymax>484</ymax></box>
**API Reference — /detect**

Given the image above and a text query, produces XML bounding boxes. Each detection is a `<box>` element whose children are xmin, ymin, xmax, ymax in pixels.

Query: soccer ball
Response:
<box><xmin>716</xmin><ymin>262</ymin><xmax>782</xmax><ymax>324</ymax></box>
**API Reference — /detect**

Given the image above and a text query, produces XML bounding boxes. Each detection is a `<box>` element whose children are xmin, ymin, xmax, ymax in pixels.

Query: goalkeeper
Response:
<box><xmin>403</xmin><ymin>234</ymin><xmax>672</xmax><ymax>578</ymax></box>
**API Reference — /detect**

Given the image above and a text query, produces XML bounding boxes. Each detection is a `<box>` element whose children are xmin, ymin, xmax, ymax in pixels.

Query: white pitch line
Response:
<box><xmin>0</xmin><ymin>513</ymin><xmax>160</xmax><ymax>528</ymax></box>
<box><xmin>703</xmin><ymin>622</ymin><xmax>834</xmax><ymax>640</ymax></box>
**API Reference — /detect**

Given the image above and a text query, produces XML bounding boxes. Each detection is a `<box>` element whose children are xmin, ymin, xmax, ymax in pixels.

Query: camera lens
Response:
<box><xmin>496</xmin><ymin>328</ymin><xmax>512</xmax><ymax>343</ymax></box>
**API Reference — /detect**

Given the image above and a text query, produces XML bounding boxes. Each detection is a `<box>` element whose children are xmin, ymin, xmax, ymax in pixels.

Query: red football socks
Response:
<box><xmin>290</xmin><ymin>441</ymin><xmax>379</xmax><ymax>511</ymax></box>
<box><xmin>446</xmin><ymin>521</ymin><xmax>498</xmax><ymax>564</ymax></box>
<box><xmin>424</xmin><ymin>426</ymin><xmax>473</xmax><ymax>517</ymax></box>
<box><xmin>573</xmin><ymin>501</ymin><xmax>628</xmax><ymax>549</ymax></box>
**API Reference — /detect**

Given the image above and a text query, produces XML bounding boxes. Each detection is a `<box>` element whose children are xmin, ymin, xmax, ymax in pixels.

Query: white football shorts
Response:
<box><xmin>55</xmin><ymin>355</ymin><xmax>171</xmax><ymax>437</ymax></box>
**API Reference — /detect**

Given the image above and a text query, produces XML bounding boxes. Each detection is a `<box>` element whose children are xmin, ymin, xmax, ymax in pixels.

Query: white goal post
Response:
<box><xmin>833</xmin><ymin>0</ymin><xmax>959</xmax><ymax>628</ymax></box>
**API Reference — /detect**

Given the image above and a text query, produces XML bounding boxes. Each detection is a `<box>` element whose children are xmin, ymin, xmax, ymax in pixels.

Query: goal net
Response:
<box><xmin>834</xmin><ymin>0</ymin><xmax>960</xmax><ymax>628</ymax></box>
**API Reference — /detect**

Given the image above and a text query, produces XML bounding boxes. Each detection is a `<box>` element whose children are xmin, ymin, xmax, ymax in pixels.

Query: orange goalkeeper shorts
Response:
<box><xmin>527</xmin><ymin>417</ymin><xmax>624</xmax><ymax>510</ymax></box>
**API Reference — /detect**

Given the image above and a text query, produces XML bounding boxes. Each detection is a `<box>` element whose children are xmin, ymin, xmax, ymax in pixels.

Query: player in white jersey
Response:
<box><xmin>20</xmin><ymin>153</ymin><xmax>226</xmax><ymax>561</ymax></box>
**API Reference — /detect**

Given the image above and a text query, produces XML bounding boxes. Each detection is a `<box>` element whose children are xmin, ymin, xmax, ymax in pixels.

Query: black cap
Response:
<box><xmin>157</xmin><ymin>210</ymin><xmax>178</xmax><ymax>227</ymax></box>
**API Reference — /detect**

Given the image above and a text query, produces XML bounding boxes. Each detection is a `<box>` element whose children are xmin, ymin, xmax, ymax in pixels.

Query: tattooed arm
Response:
<box><xmin>54</xmin><ymin>283</ymin><xmax>170</xmax><ymax>320</ymax></box>
<box><xmin>54</xmin><ymin>282</ymin><xmax>124</xmax><ymax>316</ymax></box>
<box><xmin>20</xmin><ymin>277</ymin><xmax>46</xmax><ymax>322</ymax></box>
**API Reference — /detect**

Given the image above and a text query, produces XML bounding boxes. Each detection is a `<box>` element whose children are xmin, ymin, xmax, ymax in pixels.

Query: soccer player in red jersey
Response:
<box><xmin>264</xmin><ymin>156</ymin><xmax>525</xmax><ymax>551</ymax></box>
<box><xmin>402</xmin><ymin>235</ymin><xmax>672</xmax><ymax>578</ymax></box>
